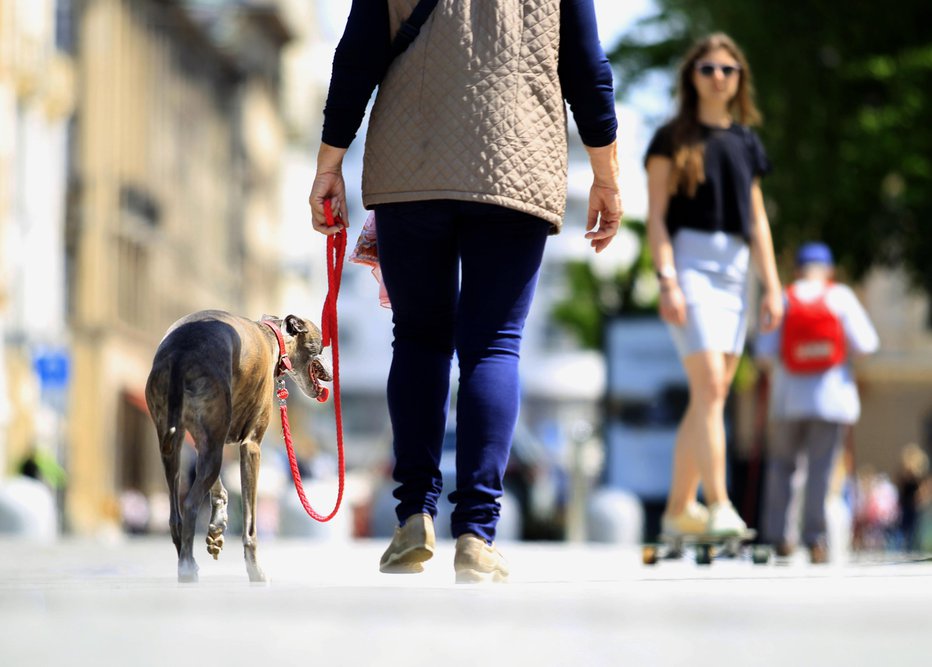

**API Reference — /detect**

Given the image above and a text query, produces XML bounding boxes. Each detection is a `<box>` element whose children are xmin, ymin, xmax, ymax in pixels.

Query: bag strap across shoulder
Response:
<box><xmin>390</xmin><ymin>0</ymin><xmax>441</xmax><ymax>59</ymax></box>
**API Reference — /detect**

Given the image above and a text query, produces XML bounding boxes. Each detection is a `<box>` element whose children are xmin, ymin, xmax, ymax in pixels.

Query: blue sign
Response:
<box><xmin>33</xmin><ymin>348</ymin><xmax>70</xmax><ymax>388</ymax></box>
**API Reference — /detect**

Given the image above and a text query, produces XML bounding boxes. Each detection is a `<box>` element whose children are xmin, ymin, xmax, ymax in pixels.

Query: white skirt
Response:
<box><xmin>667</xmin><ymin>229</ymin><xmax>751</xmax><ymax>358</ymax></box>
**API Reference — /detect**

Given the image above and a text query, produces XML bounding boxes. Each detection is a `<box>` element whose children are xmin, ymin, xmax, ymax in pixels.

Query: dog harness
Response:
<box><xmin>261</xmin><ymin>319</ymin><xmax>294</xmax><ymax>376</ymax></box>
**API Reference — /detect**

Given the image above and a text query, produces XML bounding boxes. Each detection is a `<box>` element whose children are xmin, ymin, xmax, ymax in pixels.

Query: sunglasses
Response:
<box><xmin>695</xmin><ymin>62</ymin><xmax>741</xmax><ymax>78</ymax></box>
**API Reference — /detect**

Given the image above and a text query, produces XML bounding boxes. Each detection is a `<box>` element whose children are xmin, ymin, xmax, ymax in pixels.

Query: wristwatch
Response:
<box><xmin>656</xmin><ymin>265</ymin><xmax>677</xmax><ymax>281</ymax></box>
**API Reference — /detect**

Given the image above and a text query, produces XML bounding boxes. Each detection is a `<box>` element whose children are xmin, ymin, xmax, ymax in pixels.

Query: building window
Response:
<box><xmin>116</xmin><ymin>185</ymin><xmax>160</xmax><ymax>329</ymax></box>
<box><xmin>120</xmin><ymin>185</ymin><xmax>161</xmax><ymax>228</ymax></box>
<box><xmin>55</xmin><ymin>0</ymin><xmax>75</xmax><ymax>53</ymax></box>
<box><xmin>115</xmin><ymin>235</ymin><xmax>149</xmax><ymax>329</ymax></box>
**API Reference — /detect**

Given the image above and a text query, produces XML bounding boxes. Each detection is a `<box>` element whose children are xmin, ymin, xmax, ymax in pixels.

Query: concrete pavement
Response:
<box><xmin>1</xmin><ymin>536</ymin><xmax>930</xmax><ymax>666</ymax></box>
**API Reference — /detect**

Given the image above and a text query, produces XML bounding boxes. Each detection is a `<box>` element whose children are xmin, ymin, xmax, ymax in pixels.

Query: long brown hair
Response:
<box><xmin>668</xmin><ymin>33</ymin><xmax>762</xmax><ymax>197</ymax></box>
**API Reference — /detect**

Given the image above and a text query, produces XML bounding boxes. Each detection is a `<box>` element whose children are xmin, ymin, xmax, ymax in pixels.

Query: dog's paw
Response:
<box><xmin>178</xmin><ymin>562</ymin><xmax>199</xmax><ymax>583</ymax></box>
<box><xmin>206</xmin><ymin>533</ymin><xmax>224</xmax><ymax>559</ymax></box>
<box><xmin>247</xmin><ymin>565</ymin><xmax>269</xmax><ymax>584</ymax></box>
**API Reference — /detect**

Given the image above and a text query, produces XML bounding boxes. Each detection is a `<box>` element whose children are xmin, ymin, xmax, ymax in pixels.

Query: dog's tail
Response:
<box><xmin>161</xmin><ymin>361</ymin><xmax>185</xmax><ymax>454</ymax></box>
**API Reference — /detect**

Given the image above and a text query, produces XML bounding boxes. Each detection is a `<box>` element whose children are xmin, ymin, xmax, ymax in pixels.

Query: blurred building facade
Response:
<box><xmin>856</xmin><ymin>270</ymin><xmax>932</xmax><ymax>473</ymax></box>
<box><xmin>63</xmin><ymin>0</ymin><xmax>292</xmax><ymax>533</ymax></box>
<box><xmin>0</xmin><ymin>0</ymin><xmax>75</xmax><ymax>494</ymax></box>
<box><xmin>0</xmin><ymin>0</ymin><xmax>291</xmax><ymax>532</ymax></box>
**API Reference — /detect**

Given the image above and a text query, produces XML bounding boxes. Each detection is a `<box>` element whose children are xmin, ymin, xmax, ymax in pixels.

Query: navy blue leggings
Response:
<box><xmin>374</xmin><ymin>200</ymin><xmax>550</xmax><ymax>543</ymax></box>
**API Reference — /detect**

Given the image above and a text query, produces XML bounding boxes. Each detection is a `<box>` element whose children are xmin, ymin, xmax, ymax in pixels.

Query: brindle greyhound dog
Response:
<box><xmin>145</xmin><ymin>310</ymin><xmax>331</xmax><ymax>583</ymax></box>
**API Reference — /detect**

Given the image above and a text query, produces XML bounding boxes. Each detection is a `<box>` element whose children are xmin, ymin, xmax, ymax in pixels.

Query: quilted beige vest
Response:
<box><xmin>362</xmin><ymin>0</ymin><xmax>567</xmax><ymax>231</ymax></box>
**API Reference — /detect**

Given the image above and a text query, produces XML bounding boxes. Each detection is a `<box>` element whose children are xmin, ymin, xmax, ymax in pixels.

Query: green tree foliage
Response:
<box><xmin>610</xmin><ymin>1</ymin><xmax>932</xmax><ymax>300</ymax></box>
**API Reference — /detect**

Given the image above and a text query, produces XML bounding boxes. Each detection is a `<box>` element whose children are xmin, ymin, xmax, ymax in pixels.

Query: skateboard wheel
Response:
<box><xmin>752</xmin><ymin>545</ymin><xmax>772</xmax><ymax>565</ymax></box>
<box><xmin>722</xmin><ymin>538</ymin><xmax>740</xmax><ymax>558</ymax></box>
<box><xmin>695</xmin><ymin>544</ymin><xmax>713</xmax><ymax>565</ymax></box>
<box><xmin>642</xmin><ymin>545</ymin><xmax>659</xmax><ymax>566</ymax></box>
<box><xmin>667</xmin><ymin>536</ymin><xmax>684</xmax><ymax>560</ymax></box>
<box><xmin>666</xmin><ymin>548</ymin><xmax>684</xmax><ymax>560</ymax></box>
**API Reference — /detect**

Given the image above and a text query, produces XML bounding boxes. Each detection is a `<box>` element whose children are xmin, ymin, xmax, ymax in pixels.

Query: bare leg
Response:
<box><xmin>666</xmin><ymin>415</ymin><xmax>703</xmax><ymax>516</ymax></box>
<box><xmin>666</xmin><ymin>351</ymin><xmax>740</xmax><ymax>515</ymax></box>
<box><xmin>206</xmin><ymin>476</ymin><xmax>229</xmax><ymax>560</ymax></box>
<box><xmin>239</xmin><ymin>439</ymin><xmax>268</xmax><ymax>583</ymax></box>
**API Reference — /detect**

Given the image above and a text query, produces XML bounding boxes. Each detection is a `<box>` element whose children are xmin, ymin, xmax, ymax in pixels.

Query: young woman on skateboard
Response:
<box><xmin>644</xmin><ymin>33</ymin><xmax>782</xmax><ymax>540</ymax></box>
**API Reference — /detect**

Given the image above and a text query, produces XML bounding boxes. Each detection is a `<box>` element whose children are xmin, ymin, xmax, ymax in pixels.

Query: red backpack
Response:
<box><xmin>780</xmin><ymin>283</ymin><xmax>846</xmax><ymax>373</ymax></box>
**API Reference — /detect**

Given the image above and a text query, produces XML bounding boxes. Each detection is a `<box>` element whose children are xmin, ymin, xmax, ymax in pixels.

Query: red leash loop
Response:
<box><xmin>321</xmin><ymin>200</ymin><xmax>345</xmax><ymax>348</ymax></box>
<box><xmin>278</xmin><ymin>200</ymin><xmax>346</xmax><ymax>522</ymax></box>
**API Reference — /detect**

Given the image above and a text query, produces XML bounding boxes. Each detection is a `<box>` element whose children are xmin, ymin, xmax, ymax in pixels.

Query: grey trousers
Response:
<box><xmin>762</xmin><ymin>419</ymin><xmax>846</xmax><ymax>547</ymax></box>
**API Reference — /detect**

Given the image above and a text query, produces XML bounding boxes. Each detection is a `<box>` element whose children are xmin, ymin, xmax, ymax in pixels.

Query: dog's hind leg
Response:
<box><xmin>239</xmin><ymin>438</ymin><xmax>268</xmax><ymax>583</ymax></box>
<box><xmin>156</xmin><ymin>362</ymin><xmax>186</xmax><ymax>558</ymax></box>
<box><xmin>206</xmin><ymin>476</ymin><xmax>228</xmax><ymax>560</ymax></box>
<box><xmin>159</xmin><ymin>427</ymin><xmax>185</xmax><ymax>557</ymax></box>
<box><xmin>178</xmin><ymin>427</ymin><xmax>225</xmax><ymax>583</ymax></box>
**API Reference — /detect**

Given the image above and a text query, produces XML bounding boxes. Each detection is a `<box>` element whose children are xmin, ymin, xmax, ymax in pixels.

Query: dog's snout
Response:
<box><xmin>311</xmin><ymin>357</ymin><xmax>332</xmax><ymax>383</ymax></box>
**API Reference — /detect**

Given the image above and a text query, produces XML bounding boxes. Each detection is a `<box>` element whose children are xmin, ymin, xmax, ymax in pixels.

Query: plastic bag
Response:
<box><xmin>348</xmin><ymin>211</ymin><xmax>391</xmax><ymax>308</ymax></box>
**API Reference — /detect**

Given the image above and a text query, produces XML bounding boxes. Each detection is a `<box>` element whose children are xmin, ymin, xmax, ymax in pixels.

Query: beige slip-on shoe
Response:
<box><xmin>453</xmin><ymin>533</ymin><xmax>509</xmax><ymax>584</ymax></box>
<box><xmin>379</xmin><ymin>513</ymin><xmax>436</xmax><ymax>573</ymax></box>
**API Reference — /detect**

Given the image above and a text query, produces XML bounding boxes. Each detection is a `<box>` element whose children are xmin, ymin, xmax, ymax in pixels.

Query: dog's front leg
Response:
<box><xmin>206</xmin><ymin>477</ymin><xmax>228</xmax><ymax>559</ymax></box>
<box><xmin>239</xmin><ymin>438</ymin><xmax>268</xmax><ymax>582</ymax></box>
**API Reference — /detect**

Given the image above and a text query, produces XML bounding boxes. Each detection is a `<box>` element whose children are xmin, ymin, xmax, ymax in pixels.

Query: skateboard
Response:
<box><xmin>642</xmin><ymin>529</ymin><xmax>772</xmax><ymax>566</ymax></box>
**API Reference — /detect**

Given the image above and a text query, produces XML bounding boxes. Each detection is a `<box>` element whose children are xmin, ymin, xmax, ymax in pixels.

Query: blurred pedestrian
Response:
<box><xmin>853</xmin><ymin>465</ymin><xmax>899</xmax><ymax>552</ymax></box>
<box><xmin>755</xmin><ymin>242</ymin><xmax>879</xmax><ymax>562</ymax></box>
<box><xmin>916</xmin><ymin>473</ymin><xmax>932</xmax><ymax>552</ymax></box>
<box><xmin>309</xmin><ymin>0</ymin><xmax>621</xmax><ymax>582</ymax></box>
<box><xmin>644</xmin><ymin>33</ymin><xmax>782</xmax><ymax>539</ymax></box>
<box><xmin>17</xmin><ymin>447</ymin><xmax>67</xmax><ymax>491</ymax></box>
<box><xmin>894</xmin><ymin>442</ymin><xmax>929</xmax><ymax>552</ymax></box>
<box><xmin>119</xmin><ymin>488</ymin><xmax>151</xmax><ymax>535</ymax></box>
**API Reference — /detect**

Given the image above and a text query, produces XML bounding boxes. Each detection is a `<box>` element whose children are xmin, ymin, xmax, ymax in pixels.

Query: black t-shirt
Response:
<box><xmin>644</xmin><ymin>122</ymin><xmax>771</xmax><ymax>242</ymax></box>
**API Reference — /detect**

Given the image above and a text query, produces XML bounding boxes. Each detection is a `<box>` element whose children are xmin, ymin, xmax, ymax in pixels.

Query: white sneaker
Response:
<box><xmin>706</xmin><ymin>502</ymin><xmax>747</xmax><ymax>537</ymax></box>
<box><xmin>661</xmin><ymin>501</ymin><xmax>709</xmax><ymax>536</ymax></box>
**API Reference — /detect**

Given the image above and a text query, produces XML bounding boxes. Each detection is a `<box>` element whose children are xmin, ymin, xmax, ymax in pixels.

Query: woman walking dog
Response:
<box><xmin>309</xmin><ymin>0</ymin><xmax>622</xmax><ymax>582</ymax></box>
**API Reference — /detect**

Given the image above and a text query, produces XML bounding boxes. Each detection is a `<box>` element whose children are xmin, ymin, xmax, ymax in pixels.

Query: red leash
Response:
<box><xmin>276</xmin><ymin>200</ymin><xmax>346</xmax><ymax>522</ymax></box>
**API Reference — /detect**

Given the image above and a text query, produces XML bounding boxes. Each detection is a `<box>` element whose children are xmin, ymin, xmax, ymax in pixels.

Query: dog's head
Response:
<box><xmin>280</xmin><ymin>315</ymin><xmax>332</xmax><ymax>399</ymax></box>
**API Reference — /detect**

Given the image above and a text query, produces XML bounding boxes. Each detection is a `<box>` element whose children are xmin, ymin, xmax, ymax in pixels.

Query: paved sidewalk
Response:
<box><xmin>1</xmin><ymin>537</ymin><xmax>930</xmax><ymax>666</ymax></box>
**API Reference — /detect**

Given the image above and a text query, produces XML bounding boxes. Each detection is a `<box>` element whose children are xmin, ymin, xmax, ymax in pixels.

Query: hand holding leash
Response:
<box><xmin>278</xmin><ymin>199</ymin><xmax>346</xmax><ymax>523</ymax></box>
<box><xmin>309</xmin><ymin>143</ymin><xmax>349</xmax><ymax>236</ymax></box>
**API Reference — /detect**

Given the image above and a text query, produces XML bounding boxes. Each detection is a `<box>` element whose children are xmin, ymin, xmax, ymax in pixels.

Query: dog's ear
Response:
<box><xmin>284</xmin><ymin>314</ymin><xmax>309</xmax><ymax>336</ymax></box>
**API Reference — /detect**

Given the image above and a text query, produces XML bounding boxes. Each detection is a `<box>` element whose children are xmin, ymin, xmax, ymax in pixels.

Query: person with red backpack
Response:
<box><xmin>754</xmin><ymin>242</ymin><xmax>879</xmax><ymax>563</ymax></box>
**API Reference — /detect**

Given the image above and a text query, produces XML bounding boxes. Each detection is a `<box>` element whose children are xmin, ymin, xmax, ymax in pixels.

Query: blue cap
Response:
<box><xmin>795</xmin><ymin>242</ymin><xmax>834</xmax><ymax>267</ymax></box>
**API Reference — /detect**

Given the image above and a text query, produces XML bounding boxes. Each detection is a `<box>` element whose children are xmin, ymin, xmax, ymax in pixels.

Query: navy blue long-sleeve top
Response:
<box><xmin>322</xmin><ymin>0</ymin><xmax>617</xmax><ymax>149</ymax></box>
